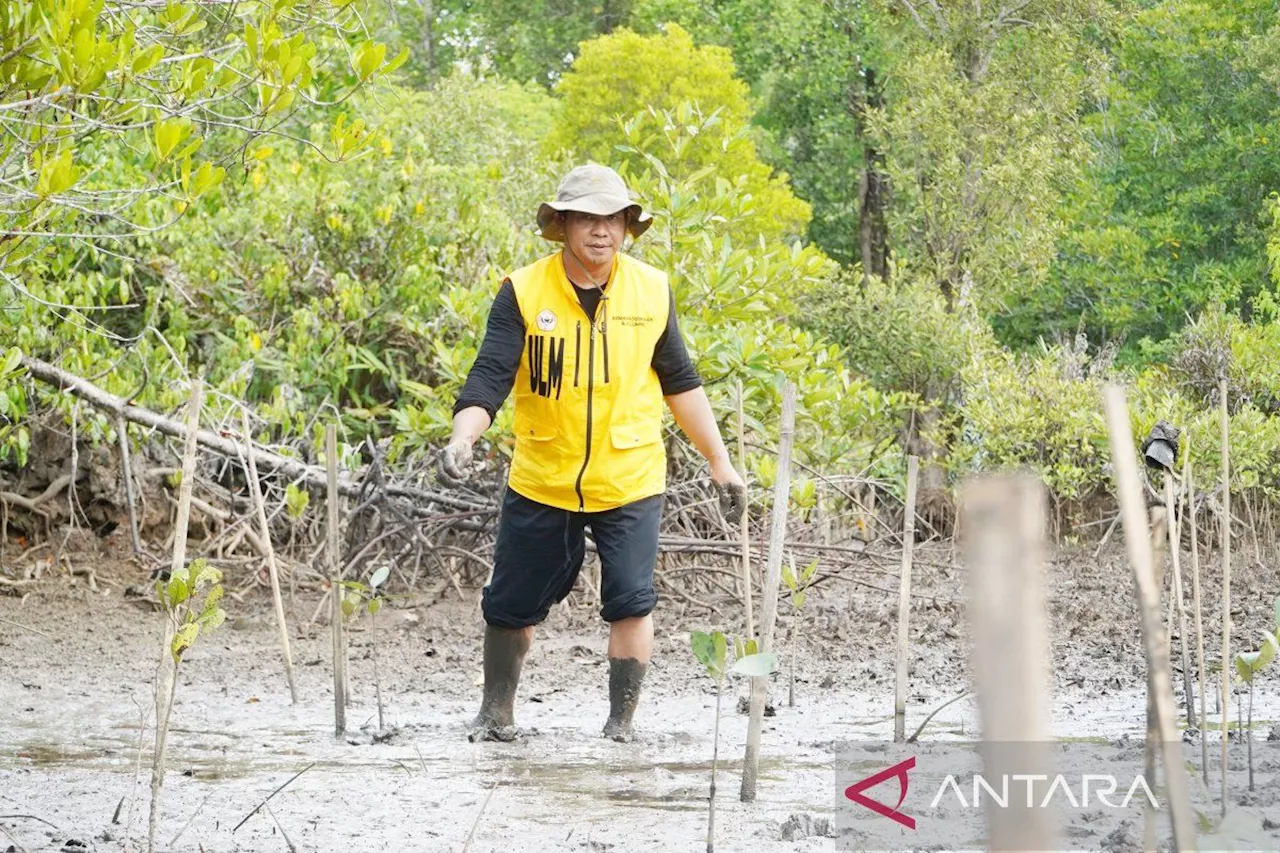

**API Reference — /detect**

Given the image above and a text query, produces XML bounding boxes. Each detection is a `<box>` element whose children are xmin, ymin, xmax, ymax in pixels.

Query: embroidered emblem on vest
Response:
<box><xmin>536</xmin><ymin>309</ymin><xmax>557</xmax><ymax>332</ymax></box>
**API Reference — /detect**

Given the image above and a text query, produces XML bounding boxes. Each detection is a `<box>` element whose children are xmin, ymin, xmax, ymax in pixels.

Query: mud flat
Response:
<box><xmin>3</xmin><ymin>544</ymin><xmax>1280</xmax><ymax>851</ymax></box>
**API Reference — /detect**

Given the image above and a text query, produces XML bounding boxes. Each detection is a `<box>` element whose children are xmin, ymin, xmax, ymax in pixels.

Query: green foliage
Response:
<box><xmin>691</xmin><ymin>629</ymin><xmax>728</xmax><ymax>678</ymax></box>
<box><xmin>284</xmin><ymin>483</ymin><xmax>311</xmax><ymax>520</ymax></box>
<box><xmin>1171</xmin><ymin>301</ymin><xmax>1280</xmax><ymax>413</ymax></box>
<box><xmin>1234</xmin><ymin>598</ymin><xmax>1280</xmax><ymax>684</ymax></box>
<box><xmin>731</xmin><ymin>651</ymin><xmax>778</xmax><ymax>677</ymax></box>
<box><xmin>1235</xmin><ymin>632</ymin><xmax>1279</xmax><ymax>685</ymax></box>
<box><xmin>551</xmin><ymin>24</ymin><xmax>810</xmax><ymax>242</ymax></box>
<box><xmin>690</xmin><ymin>629</ymin><xmax>774</xmax><ymax>678</ymax></box>
<box><xmin>1004</xmin><ymin>0</ymin><xmax>1280</xmax><ymax>350</ymax></box>
<box><xmin>0</xmin><ymin>0</ymin><xmax>404</xmax><ymax>286</ymax></box>
<box><xmin>161</xmin><ymin>559</ymin><xmax>226</xmax><ymax>663</ymax></box>
<box><xmin>867</xmin><ymin>27</ymin><xmax>1096</xmax><ymax>309</ymax></box>
<box><xmin>341</xmin><ymin>564</ymin><xmax>391</xmax><ymax>620</ymax></box>
<box><xmin>782</xmin><ymin>554</ymin><xmax>818</xmax><ymax>611</ymax></box>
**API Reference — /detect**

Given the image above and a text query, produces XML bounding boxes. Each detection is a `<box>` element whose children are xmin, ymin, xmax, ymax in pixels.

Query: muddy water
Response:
<box><xmin>4</xmin><ymin>550</ymin><xmax>1280</xmax><ymax>852</ymax></box>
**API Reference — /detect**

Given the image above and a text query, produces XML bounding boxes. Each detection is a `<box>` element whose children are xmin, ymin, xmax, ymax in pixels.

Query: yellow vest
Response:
<box><xmin>506</xmin><ymin>252</ymin><xmax>670</xmax><ymax>512</ymax></box>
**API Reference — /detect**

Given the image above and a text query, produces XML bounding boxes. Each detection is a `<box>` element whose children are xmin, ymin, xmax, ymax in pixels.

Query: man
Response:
<box><xmin>440</xmin><ymin>163</ymin><xmax>746</xmax><ymax>743</ymax></box>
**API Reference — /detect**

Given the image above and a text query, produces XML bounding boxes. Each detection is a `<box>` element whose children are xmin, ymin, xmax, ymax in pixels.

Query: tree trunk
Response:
<box><xmin>853</xmin><ymin>66</ymin><xmax>889</xmax><ymax>281</ymax></box>
<box><xmin>904</xmin><ymin>383</ymin><xmax>953</xmax><ymax>533</ymax></box>
<box><xmin>421</xmin><ymin>0</ymin><xmax>436</xmax><ymax>77</ymax></box>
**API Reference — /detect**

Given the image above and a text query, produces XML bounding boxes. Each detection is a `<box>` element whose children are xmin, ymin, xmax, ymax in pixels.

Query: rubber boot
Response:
<box><xmin>602</xmin><ymin>657</ymin><xmax>648</xmax><ymax>742</ymax></box>
<box><xmin>467</xmin><ymin>625</ymin><xmax>531</xmax><ymax>742</ymax></box>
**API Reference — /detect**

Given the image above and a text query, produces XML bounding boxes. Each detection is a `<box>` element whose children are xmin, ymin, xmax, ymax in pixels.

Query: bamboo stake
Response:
<box><xmin>241</xmin><ymin>411</ymin><xmax>298</xmax><ymax>704</ymax></box>
<box><xmin>1146</xmin><ymin>500</ymin><xmax>1168</xmax><ymax>853</ymax></box>
<box><xmin>1186</xmin><ymin>444</ymin><xmax>1210</xmax><ymax>785</ymax></box>
<box><xmin>1218</xmin><ymin>377</ymin><xmax>1231</xmax><ymax>816</ymax></box>
<box><xmin>327</xmin><ymin>425</ymin><xmax>347</xmax><ymax>737</ymax></box>
<box><xmin>740</xmin><ymin>381</ymin><xmax>795</xmax><ymax>803</ymax></box>
<box><xmin>964</xmin><ymin>474</ymin><xmax>1056</xmax><ymax>851</ymax></box>
<box><xmin>148</xmin><ymin>380</ymin><xmax>202</xmax><ymax>853</ymax></box>
<box><xmin>1103</xmin><ymin>385</ymin><xmax>1198</xmax><ymax>852</ymax></box>
<box><xmin>894</xmin><ymin>455</ymin><xmax>919</xmax><ymax>743</ymax></box>
<box><xmin>1165</xmin><ymin>471</ymin><xmax>1195</xmax><ymax>730</ymax></box>
<box><xmin>737</xmin><ymin>379</ymin><xmax>754</xmax><ymax>643</ymax></box>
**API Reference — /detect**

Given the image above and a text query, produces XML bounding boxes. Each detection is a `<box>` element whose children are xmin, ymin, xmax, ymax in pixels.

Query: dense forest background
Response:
<box><xmin>5</xmin><ymin>0</ymin><xmax>1280</xmax><ymax>528</ymax></box>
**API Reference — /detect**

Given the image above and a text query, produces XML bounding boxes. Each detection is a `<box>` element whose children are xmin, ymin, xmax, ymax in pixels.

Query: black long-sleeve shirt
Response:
<box><xmin>453</xmin><ymin>279</ymin><xmax>702</xmax><ymax>421</ymax></box>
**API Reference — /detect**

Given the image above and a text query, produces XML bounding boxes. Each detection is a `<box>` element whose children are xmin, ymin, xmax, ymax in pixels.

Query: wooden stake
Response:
<box><xmin>241</xmin><ymin>411</ymin><xmax>298</xmax><ymax>704</ymax></box>
<box><xmin>148</xmin><ymin>380</ymin><xmax>202</xmax><ymax>853</ymax></box>
<box><xmin>740</xmin><ymin>381</ymin><xmax>795</xmax><ymax>803</ymax></box>
<box><xmin>894</xmin><ymin>455</ymin><xmax>919</xmax><ymax>743</ymax></box>
<box><xmin>1186</xmin><ymin>443</ymin><xmax>1210</xmax><ymax>785</ymax></box>
<box><xmin>737</xmin><ymin>379</ymin><xmax>755</xmax><ymax>643</ymax></box>
<box><xmin>964</xmin><ymin>474</ymin><xmax>1056</xmax><ymax>851</ymax></box>
<box><xmin>327</xmin><ymin>425</ymin><xmax>347</xmax><ymax>737</ymax></box>
<box><xmin>1103</xmin><ymin>384</ymin><xmax>1198</xmax><ymax>852</ymax></box>
<box><xmin>1165</xmin><ymin>471</ymin><xmax>1196</xmax><ymax>730</ymax></box>
<box><xmin>1146</xmin><ymin>500</ymin><xmax>1168</xmax><ymax>853</ymax></box>
<box><xmin>1218</xmin><ymin>377</ymin><xmax>1231</xmax><ymax>816</ymax></box>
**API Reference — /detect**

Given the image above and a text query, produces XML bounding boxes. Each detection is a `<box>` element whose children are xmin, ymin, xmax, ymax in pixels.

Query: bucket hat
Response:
<box><xmin>1141</xmin><ymin>420</ymin><xmax>1180</xmax><ymax>472</ymax></box>
<box><xmin>536</xmin><ymin>164</ymin><xmax>652</xmax><ymax>242</ymax></box>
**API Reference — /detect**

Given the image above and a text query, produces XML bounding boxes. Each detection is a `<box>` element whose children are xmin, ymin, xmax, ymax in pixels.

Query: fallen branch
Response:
<box><xmin>232</xmin><ymin>762</ymin><xmax>316</xmax><ymax>833</ymax></box>
<box><xmin>907</xmin><ymin>689</ymin><xmax>975</xmax><ymax>743</ymax></box>
<box><xmin>0</xmin><ymin>617</ymin><xmax>52</xmax><ymax>637</ymax></box>
<box><xmin>20</xmin><ymin>355</ymin><xmax>484</xmax><ymax>513</ymax></box>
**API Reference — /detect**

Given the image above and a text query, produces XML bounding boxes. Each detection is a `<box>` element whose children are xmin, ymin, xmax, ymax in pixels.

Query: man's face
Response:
<box><xmin>562</xmin><ymin>210</ymin><xmax>627</xmax><ymax>273</ymax></box>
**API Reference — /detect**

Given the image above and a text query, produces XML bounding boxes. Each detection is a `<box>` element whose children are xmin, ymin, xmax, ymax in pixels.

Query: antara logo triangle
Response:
<box><xmin>844</xmin><ymin>756</ymin><xmax>917</xmax><ymax>830</ymax></box>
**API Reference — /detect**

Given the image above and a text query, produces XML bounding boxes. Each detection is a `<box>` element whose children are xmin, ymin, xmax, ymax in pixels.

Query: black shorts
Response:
<box><xmin>482</xmin><ymin>487</ymin><xmax>663</xmax><ymax>629</ymax></box>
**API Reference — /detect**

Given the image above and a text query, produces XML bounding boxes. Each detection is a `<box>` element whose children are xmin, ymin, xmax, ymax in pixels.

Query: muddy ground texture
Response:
<box><xmin>4</xmin><ymin>539</ymin><xmax>1280</xmax><ymax>852</ymax></box>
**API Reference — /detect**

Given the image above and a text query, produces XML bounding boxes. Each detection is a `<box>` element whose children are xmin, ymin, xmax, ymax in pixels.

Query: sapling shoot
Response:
<box><xmin>1231</xmin><ymin>597</ymin><xmax>1280</xmax><ymax>790</ymax></box>
<box><xmin>691</xmin><ymin>631</ymin><xmax>777</xmax><ymax>853</ymax></box>
<box><xmin>341</xmin><ymin>565</ymin><xmax>392</xmax><ymax>732</ymax></box>
<box><xmin>781</xmin><ymin>554</ymin><xmax>818</xmax><ymax>707</ymax></box>
<box><xmin>151</xmin><ymin>559</ymin><xmax>225</xmax><ymax>853</ymax></box>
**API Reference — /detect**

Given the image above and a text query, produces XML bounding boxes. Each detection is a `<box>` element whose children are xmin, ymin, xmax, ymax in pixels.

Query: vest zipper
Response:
<box><xmin>601</xmin><ymin>328</ymin><xmax>609</xmax><ymax>384</ymax></box>
<box><xmin>574</xmin><ymin>321</ymin><xmax>596</xmax><ymax>512</ymax></box>
<box><xmin>574</xmin><ymin>321</ymin><xmax>581</xmax><ymax>387</ymax></box>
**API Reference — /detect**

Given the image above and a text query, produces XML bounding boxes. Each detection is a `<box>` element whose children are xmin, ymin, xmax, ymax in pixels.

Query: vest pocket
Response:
<box><xmin>609</xmin><ymin>420</ymin><xmax>662</xmax><ymax>449</ymax></box>
<box><xmin>514</xmin><ymin>411</ymin><xmax>558</xmax><ymax>442</ymax></box>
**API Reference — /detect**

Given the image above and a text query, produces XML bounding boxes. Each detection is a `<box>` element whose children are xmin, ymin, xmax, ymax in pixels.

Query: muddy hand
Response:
<box><xmin>715</xmin><ymin>480</ymin><xmax>746</xmax><ymax>525</ymax></box>
<box><xmin>438</xmin><ymin>441</ymin><xmax>473</xmax><ymax>483</ymax></box>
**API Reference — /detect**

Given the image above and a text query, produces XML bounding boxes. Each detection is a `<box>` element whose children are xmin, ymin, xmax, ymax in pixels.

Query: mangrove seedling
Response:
<box><xmin>341</xmin><ymin>565</ymin><xmax>391</xmax><ymax>731</ymax></box>
<box><xmin>151</xmin><ymin>559</ymin><xmax>225</xmax><ymax>851</ymax></box>
<box><xmin>781</xmin><ymin>553</ymin><xmax>818</xmax><ymax>707</ymax></box>
<box><xmin>1232</xmin><ymin>596</ymin><xmax>1280</xmax><ymax>790</ymax></box>
<box><xmin>691</xmin><ymin>631</ymin><xmax>777</xmax><ymax>853</ymax></box>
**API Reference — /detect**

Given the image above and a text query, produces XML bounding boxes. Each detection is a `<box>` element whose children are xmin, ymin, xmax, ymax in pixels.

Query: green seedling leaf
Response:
<box><xmin>793</xmin><ymin>591</ymin><xmax>806</xmax><ymax>609</ymax></box>
<box><xmin>172</xmin><ymin>623</ymin><xmax>199</xmax><ymax>661</ymax></box>
<box><xmin>190</xmin><ymin>560</ymin><xmax>222</xmax><ymax>591</ymax></box>
<box><xmin>782</xmin><ymin>555</ymin><xmax>796</xmax><ymax>591</ymax></box>
<box><xmin>732</xmin><ymin>651</ymin><xmax>778</xmax><ymax>677</ymax></box>
<box><xmin>166</xmin><ymin>565</ymin><xmax>191</xmax><ymax>605</ymax></box>
<box><xmin>713</xmin><ymin>631</ymin><xmax>727</xmax><ymax>672</ymax></box>
<box><xmin>369</xmin><ymin>565</ymin><xmax>390</xmax><ymax>590</ymax></box>
<box><xmin>802</xmin><ymin>559</ymin><xmax>819</xmax><ymax>583</ymax></box>
<box><xmin>367</xmin><ymin>598</ymin><xmax>381</xmax><ymax>616</ymax></box>
<box><xmin>691</xmin><ymin>630</ymin><xmax>716</xmax><ymax>673</ymax></box>
<box><xmin>1236</xmin><ymin>652</ymin><xmax>1260</xmax><ymax>683</ymax></box>
<box><xmin>1259</xmin><ymin>630</ymin><xmax>1279</xmax><ymax>670</ymax></box>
